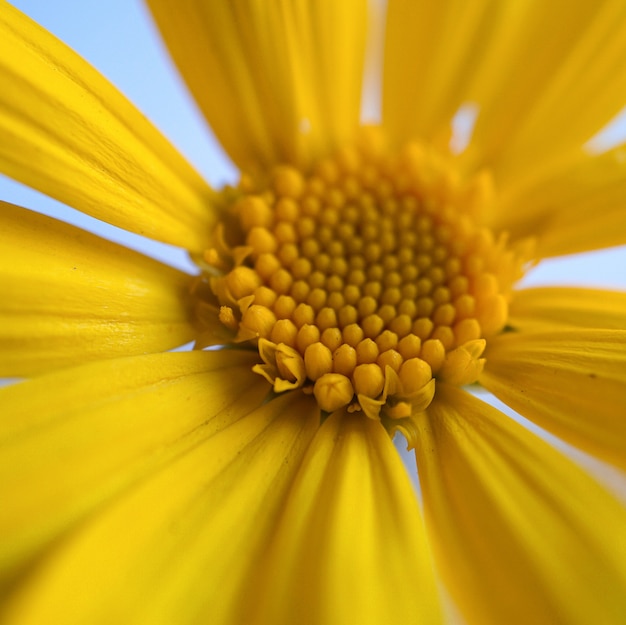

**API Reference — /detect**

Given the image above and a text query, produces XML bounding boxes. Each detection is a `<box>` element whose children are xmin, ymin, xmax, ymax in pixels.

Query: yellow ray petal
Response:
<box><xmin>494</xmin><ymin>144</ymin><xmax>626</xmax><ymax>256</ymax></box>
<box><xmin>509</xmin><ymin>287</ymin><xmax>626</xmax><ymax>331</ymax></box>
<box><xmin>414</xmin><ymin>386</ymin><xmax>626</xmax><ymax>625</ymax></box>
<box><xmin>0</xmin><ymin>204</ymin><xmax>200</xmax><ymax>376</ymax></box>
<box><xmin>0</xmin><ymin>3</ymin><xmax>215</xmax><ymax>252</ymax></box>
<box><xmin>0</xmin><ymin>349</ymin><xmax>265</xmax><ymax>589</ymax></box>
<box><xmin>382</xmin><ymin>0</ymin><xmax>498</xmax><ymax>147</ymax></box>
<box><xmin>247</xmin><ymin>410</ymin><xmax>443</xmax><ymax>625</ymax></box>
<box><xmin>481</xmin><ymin>329</ymin><xmax>626</xmax><ymax>472</ymax></box>
<box><xmin>1</xmin><ymin>390</ymin><xmax>319</xmax><ymax>625</ymax></box>
<box><xmin>462</xmin><ymin>0</ymin><xmax>626</xmax><ymax>181</ymax></box>
<box><xmin>384</xmin><ymin>0</ymin><xmax>626</xmax><ymax>181</ymax></box>
<box><xmin>146</xmin><ymin>0</ymin><xmax>366</xmax><ymax>173</ymax></box>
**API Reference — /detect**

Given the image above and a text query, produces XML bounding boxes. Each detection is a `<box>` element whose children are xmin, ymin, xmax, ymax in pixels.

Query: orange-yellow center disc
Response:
<box><xmin>200</xmin><ymin>130</ymin><xmax>526</xmax><ymax>421</ymax></box>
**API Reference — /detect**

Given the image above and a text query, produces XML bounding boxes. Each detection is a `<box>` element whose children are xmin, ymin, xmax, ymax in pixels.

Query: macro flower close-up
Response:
<box><xmin>2</xmin><ymin>0</ymin><xmax>626</xmax><ymax>623</ymax></box>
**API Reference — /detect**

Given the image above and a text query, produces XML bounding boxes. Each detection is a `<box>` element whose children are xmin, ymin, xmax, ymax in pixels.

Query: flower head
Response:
<box><xmin>1</xmin><ymin>1</ymin><xmax>626</xmax><ymax>624</ymax></box>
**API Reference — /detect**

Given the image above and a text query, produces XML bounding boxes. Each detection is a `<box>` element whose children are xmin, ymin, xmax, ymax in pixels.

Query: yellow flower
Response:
<box><xmin>1</xmin><ymin>1</ymin><xmax>626</xmax><ymax>623</ymax></box>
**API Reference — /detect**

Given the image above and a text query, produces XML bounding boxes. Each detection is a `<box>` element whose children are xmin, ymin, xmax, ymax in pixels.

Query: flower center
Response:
<box><xmin>199</xmin><ymin>129</ymin><xmax>525</xmax><ymax>423</ymax></box>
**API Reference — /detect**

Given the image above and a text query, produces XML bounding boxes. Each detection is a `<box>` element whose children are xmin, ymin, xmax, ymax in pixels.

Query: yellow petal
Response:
<box><xmin>495</xmin><ymin>144</ymin><xmax>626</xmax><ymax>256</ymax></box>
<box><xmin>383</xmin><ymin>0</ymin><xmax>498</xmax><ymax>147</ymax></box>
<box><xmin>0</xmin><ymin>204</ymin><xmax>198</xmax><ymax>376</ymax></box>
<box><xmin>481</xmin><ymin>329</ymin><xmax>626</xmax><ymax>472</ymax></box>
<box><xmin>509</xmin><ymin>287</ymin><xmax>626</xmax><ymax>331</ymax></box>
<box><xmin>2</xmin><ymin>389</ymin><xmax>319</xmax><ymax>625</ymax></box>
<box><xmin>146</xmin><ymin>0</ymin><xmax>367</xmax><ymax>173</ymax></box>
<box><xmin>247</xmin><ymin>410</ymin><xmax>443</xmax><ymax>625</ymax></box>
<box><xmin>0</xmin><ymin>3</ymin><xmax>215</xmax><ymax>252</ymax></box>
<box><xmin>414</xmin><ymin>385</ymin><xmax>626</xmax><ymax>625</ymax></box>
<box><xmin>463</xmin><ymin>0</ymin><xmax>626</xmax><ymax>182</ymax></box>
<box><xmin>0</xmin><ymin>349</ymin><xmax>265</xmax><ymax>586</ymax></box>
<box><xmin>384</xmin><ymin>0</ymin><xmax>626</xmax><ymax>181</ymax></box>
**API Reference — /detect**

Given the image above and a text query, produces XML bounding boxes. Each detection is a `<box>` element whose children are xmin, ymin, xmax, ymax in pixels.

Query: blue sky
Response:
<box><xmin>3</xmin><ymin>0</ymin><xmax>626</xmax><ymax>288</ymax></box>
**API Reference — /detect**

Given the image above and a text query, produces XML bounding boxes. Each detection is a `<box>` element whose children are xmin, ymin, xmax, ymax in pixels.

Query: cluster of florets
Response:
<box><xmin>201</xmin><ymin>131</ymin><xmax>523</xmax><ymax>422</ymax></box>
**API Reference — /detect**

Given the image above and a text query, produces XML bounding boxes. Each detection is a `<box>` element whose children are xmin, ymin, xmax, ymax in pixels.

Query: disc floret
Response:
<box><xmin>199</xmin><ymin>129</ymin><xmax>525</xmax><ymax>425</ymax></box>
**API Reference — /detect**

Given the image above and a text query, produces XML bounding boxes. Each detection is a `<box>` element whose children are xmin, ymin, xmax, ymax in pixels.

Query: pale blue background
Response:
<box><xmin>3</xmin><ymin>1</ymin><xmax>626</xmax><ymax>499</ymax></box>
